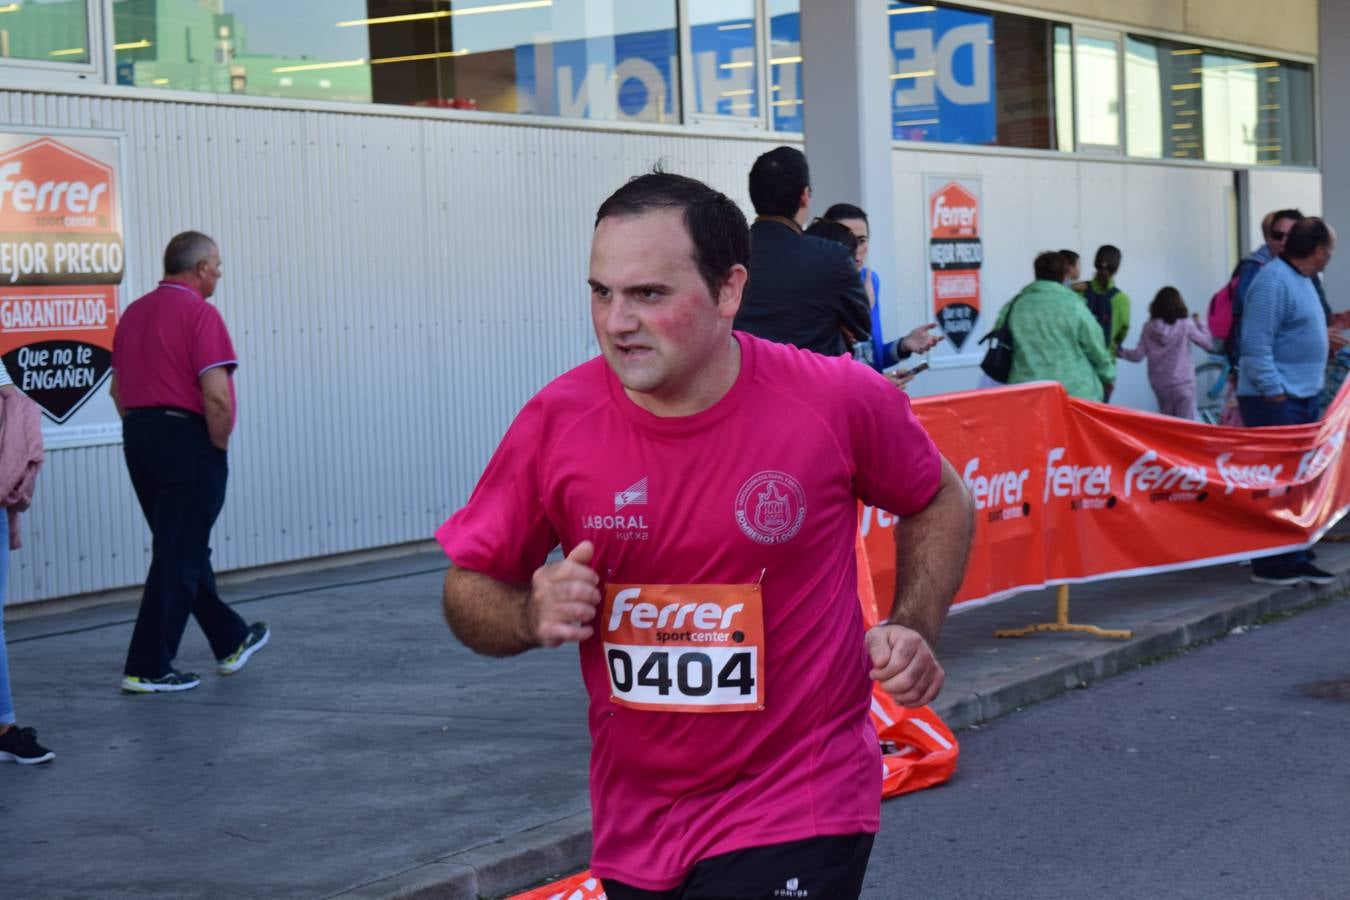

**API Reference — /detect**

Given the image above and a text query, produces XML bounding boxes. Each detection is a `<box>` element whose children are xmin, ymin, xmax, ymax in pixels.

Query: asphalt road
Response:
<box><xmin>862</xmin><ymin>595</ymin><xmax>1350</xmax><ymax>900</ymax></box>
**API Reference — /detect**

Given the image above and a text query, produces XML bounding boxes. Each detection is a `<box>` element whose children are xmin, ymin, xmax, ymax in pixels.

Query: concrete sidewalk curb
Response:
<box><xmin>334</xmin><ymin>813</ymin><xmax>592</xmax><ymax>900</ymax></box>
<box><xmin>340</xmin><ymin>574</ymin><xmax>1350</xmax><ymax>900</ymax></box>
<box><xmin>937</xmin><ymin>574</ymin><xmax>1350</xmax><ymax>731</ymax></box>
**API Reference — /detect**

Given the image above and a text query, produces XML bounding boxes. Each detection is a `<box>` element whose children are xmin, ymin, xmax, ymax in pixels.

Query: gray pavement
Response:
<box><xmin>3</xmin><ymin>533</ymin><xmax>1349</xmax><ymax>899</ymax></box>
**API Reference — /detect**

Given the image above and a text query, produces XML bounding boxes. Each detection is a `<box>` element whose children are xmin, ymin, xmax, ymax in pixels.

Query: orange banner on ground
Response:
<box><xmin>863</xmin><ymin>381</ymin><xmax>1350</xmax><ymax>614</ymax></box>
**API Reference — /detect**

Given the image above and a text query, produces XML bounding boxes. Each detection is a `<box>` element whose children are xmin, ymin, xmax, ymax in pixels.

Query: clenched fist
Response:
<box><xmin>526</xmin><ymin>541</ymin><xmax>602</xmax><ymax>647</ymax></box>
<box><xmin>865</xmin><ymin>624</ymin><xmax>944</xmax><ymax>707</ymax></box>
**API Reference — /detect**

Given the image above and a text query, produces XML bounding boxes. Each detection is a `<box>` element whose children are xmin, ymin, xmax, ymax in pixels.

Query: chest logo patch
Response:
<box><xmin>735</xmin><ymin>470</ymin><xmax>806</xmax><ymax>544</ymax></box>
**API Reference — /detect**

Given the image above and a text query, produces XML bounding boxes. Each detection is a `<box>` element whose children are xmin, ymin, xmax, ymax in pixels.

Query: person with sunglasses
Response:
<box><xmin>1234</xmin><ymin>208</ymin><xmax>1304</xmax><ymax>335</ymax></box>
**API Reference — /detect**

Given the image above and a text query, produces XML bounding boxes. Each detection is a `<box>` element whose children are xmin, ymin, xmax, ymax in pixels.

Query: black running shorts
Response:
<box><xmin>602</xmin><ymin>832</ymin><xmax>875</xmax><ymax>900</ymax></box>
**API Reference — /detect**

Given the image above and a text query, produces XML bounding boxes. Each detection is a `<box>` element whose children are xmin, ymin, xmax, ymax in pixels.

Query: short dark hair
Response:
<box><xmin>1149</xmin><ymin>286</ymin><xmax>1187</xmax><ymax>324</ymax></box>
<box><xmin>595</xmin><ymin>171</ymin><xmax>749</xmax><ymax>297</ymax></box>
<box><xmin>805</xmin><ymin>219</ymin><xmax>859</xmax><ymax>256</ymax></box>
<box><xmin>1271</xmin><ymin>208</ymin><xmax>1304</xmax><ymax>229</ymax></box>
<box><xmin>824</xmin><ymin>203</ymin><xmax>867</xmax><ymax>224</ymax></box>
<box><xmin>748</xmin><ymin>146</ymin><xmax>809</xmax><ymax>218</ymax></box>
<box><xmin>1060</xmin><ymin>249</ymin><xmax>1079</xmax><ymax>266</ymax></box>
<box><xmin>1284</xmin><ymin>216</ymin><xmax>1333</xmax><ymax>259</ymax></box>
<box><xmin>1093</xmin><ymin>244</ymin><xmax>1121</xmax><ymax>276</ymax></box>
<box><xmin>164</xmin><ymin>231</ymin><xmax>216</xmax><ymax>275</ymax></box>
<box><xmin>1034</xmin><ymin>250</ymin><xmax>1067</xmax><ymax>282</ymax></box>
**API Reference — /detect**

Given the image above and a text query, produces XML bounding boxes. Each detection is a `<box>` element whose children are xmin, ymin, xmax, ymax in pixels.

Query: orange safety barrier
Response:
<box><xmin>863</xmin><ymin>380</ymin><xmax>1350</xmax><ymax>616</ymax></box>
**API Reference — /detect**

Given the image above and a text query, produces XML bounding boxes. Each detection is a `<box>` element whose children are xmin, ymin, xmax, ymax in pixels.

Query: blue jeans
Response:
<box><xmin>1</xmin><ymin>536</ymin><xmax>15</xmax><ymax>725</ymax></box>
<box><xmin>1237</xmin><ymin>394</ymin><xmax>1319</xmax><ymax>574</ymax></box>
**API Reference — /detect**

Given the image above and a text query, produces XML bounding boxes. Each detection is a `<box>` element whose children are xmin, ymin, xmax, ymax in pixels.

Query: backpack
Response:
<box><xmin>1082</xmin><ymin>283</ymin><xmax>1118</xmax><ymax>349</ymax></box>
<box><xmin>1207</xmin><ymin>273</ymin><xmax>1240</xmax><ymax>342</ymax></box>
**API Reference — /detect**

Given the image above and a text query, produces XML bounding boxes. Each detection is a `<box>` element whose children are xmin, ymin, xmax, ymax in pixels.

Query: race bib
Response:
<box><xmin>601</xmin><ymin>583</ymin><xmax>765</xmax><ymax>713</ymax></box>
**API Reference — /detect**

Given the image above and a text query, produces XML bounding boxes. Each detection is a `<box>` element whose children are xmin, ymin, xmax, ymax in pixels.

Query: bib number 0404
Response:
<box><xmin>604</xmin><ymin>644</ymin><xmax>758</xmax><ymax>709</ymax></box>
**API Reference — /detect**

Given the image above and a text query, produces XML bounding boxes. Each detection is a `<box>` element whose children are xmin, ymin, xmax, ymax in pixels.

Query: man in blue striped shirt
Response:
<box><xmin>1238</xmin><ymin>216</ymin><xmax>1337</xmax><ymax>585</ymax></box>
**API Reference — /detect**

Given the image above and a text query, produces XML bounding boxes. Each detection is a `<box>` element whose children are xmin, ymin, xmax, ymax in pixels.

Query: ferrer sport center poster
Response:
<box><xmin>925</xmin><ymin>175</ymin><xmax>983</xmax><ymax>359</ymax></box>
<box><xmin>0</xmin><ymin>130</ymin><xmax>125</xmax><ymax>448</ymax></box>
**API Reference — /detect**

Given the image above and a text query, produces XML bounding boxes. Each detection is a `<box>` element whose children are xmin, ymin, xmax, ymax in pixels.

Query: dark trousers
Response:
<box><xmin>1237</xmin><ymin>394</ymin><xmax>1319</xmax><ymax>575</ymax></box>
<box><xmin>603</xmin><ymin>833</ymin><xmax>874</xmax><ymax>900</ymax></box>
<box><xmin>122</xmin><ymin>409</ymin><xmax>247</xmax><ymax>678</ymax></box>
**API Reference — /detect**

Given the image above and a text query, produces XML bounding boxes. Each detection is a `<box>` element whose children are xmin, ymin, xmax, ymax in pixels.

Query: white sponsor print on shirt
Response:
<box><xmin>735</xmin><ymin>471</ymin><xmax>806</xmax><ymax>545</ymax></box>
<box><xmin>581</xmin><ymin>476</ymin><xmax>652</xmax><ymax>540</ymax></box>
<box><xmin>615</xmin><ymin>476</ymin><xmax>648</xmax><ymax>511</ymax></box>
<box><xmin>774</xmin><ymin>876</ymin><xmax>808</xmax><ymax>898</ymax></box>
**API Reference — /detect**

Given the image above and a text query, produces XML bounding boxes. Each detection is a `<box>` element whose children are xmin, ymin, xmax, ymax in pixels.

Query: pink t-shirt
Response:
<box><xmin>436</xmin><ymin>333</ymin><xmax>941</xmax><ymax>890</ymax></box>
<box><xmin>111</xmin><ymin>281</ymin><xmax>237</xmax><ymax>417</ymax></box>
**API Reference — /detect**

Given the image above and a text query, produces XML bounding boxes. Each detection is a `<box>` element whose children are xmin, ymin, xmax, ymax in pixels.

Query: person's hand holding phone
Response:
<box><xmin>886</xmin><ymin>361</ymin><xmax>928</xmax><ymax>391</ymax></box>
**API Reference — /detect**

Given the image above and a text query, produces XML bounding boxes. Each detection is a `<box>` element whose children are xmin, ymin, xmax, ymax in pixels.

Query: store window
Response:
<box><xmin>0</xmin><ymin>0</ymin><xmax>92</xmax><ymax>65</ymax></box>
<box><xmin>768</xmin><ymin>0</ymin><xmax>801</xmax><ymax>133</ymax></box>
<box><xmin>684</xmin><ymin>0</ymin><xmax>801</xmax><ymax>132</ymax></box>
<box><xmin>1123</xmin><ymin>35</ymin><xmax>1182</xmax><ymax>159</ymax></box>
<box><xmin>1125</xmin><ymin>34</ymin><xmax>1315</xmax><ymax>167</ymax></box>
<box><xmin>113</xmin><ymin>1</ymin><xmax>680</xmax><ymax>123</ymax></box>
<box><xmin>1052</xmin><ymin>25</ymin><xmax>1073</xmax><ymax>152</ymax></box>
<box><xmin>888</xmin><ymin>2</ymin><xmax>1065</xmax><ymax>150</ymax></box>
<box><xmin>1074</xmin><ymin>30</ymin><xmax>1120</xmax><ymax>149</ymax></box>
<box><xmin>688</xmin><ymin>0</ymin><xmax>758</xmax><ymax>121</ymax></box>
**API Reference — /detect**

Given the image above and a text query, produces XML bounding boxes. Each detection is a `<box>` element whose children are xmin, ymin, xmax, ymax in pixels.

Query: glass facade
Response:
<box><xmin>767</xmin><ymin>0</ymin><xmax>802</xmax><ymax>133</ymax></box>
<box><xmin>0</xmin><ymin>0</ymin><xmax>90</xmax><ymax>65</ymax></box>
<box><xmin>1075</xmin><ymin>32</ymin><xmax>1120</xmax><ymax>148</ymax></box>
<box><xmin>888</xmin><ymin>1</ymin><xmax>1065</xmax><ymax>150</ymax></box>
<box><xmin>113</xmin><ymin>1</ymin><xmax>680</xmax><ymax>121</ymax></box>
<box><xmin>1125</xmin><ymin>34</ymin><xmax>1315</xmax><ymax>166</ymax></box>
<box><xmin>0</xmin><ymin>0</ymin><xmax>1317</xmax><ymax>167</ymax></box>
<box><xmin>689</xmin><ymin>0</ymin><xmax>759</xmax><ymax>120</ymax></box>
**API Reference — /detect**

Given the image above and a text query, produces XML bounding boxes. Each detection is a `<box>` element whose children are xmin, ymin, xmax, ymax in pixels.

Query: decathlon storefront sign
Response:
<box><xmin>0</xmin><ymin>130</ymin><xmax>124</xmax><ymax>448</ymax></box>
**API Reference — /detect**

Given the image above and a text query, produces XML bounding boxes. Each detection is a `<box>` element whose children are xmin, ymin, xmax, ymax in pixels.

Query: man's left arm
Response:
<box><xmin>835</xmin><ymin>258</ymin><xmax>873</xmax><ymax>343</ymax></box>
<box><xmin>866</xmin><ymin>457</ymin><xmax>973</xmax><ymax>707</ymax></box>
<box><xmin>1111</xmin><ymin>291</ymin><xmax>1131</xmax><ymax>348</ymax></box>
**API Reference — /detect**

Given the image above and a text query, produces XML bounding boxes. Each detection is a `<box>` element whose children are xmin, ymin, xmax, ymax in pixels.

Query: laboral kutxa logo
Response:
<box><xmin>0</xmin><ymin>135</ymin><xmax>124</xmax><ymax>424</ymax></box>
<box><xmin>735</xmin><ymin>470</ymin><xmax>806</xmax><ymax>545</ymax></box>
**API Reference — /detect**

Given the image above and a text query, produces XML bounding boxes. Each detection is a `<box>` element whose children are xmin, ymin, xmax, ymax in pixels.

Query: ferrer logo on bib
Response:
<box><xmin>603</xmin><ymin>583</ymin><xmax>765</xmax><ymax>713</ymax></box>
<box><xmin>735</xmin><ymin>471</ymin><xmax>806</xmax><ymax>544</ymax></box>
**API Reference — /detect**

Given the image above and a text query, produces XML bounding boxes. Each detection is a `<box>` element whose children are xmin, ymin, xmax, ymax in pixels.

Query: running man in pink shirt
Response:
<box><xmin>438</xmin><ymin>173</ymin><xmax>973</xmax><ymax>899</ymax></box>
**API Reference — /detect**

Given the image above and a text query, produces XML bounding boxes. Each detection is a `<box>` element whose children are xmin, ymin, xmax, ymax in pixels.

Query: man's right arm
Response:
<box><xmin>109</xmin><ymin>372</ymin><xmax>124</xmax><ymax>416</ymax></box>
<box><xmin>1238</xmin><ymin>278</ymin><xmax>1284</xmax><ymax>398</ymax></box>
<box><xmin>199</xmin><ymin>366</ymin><xmax>233</xmax><ymax>450</ymax></box>
<box><xmin>443</xmin><ymin>542</ymin><xmax>601</xmax><ymax>657</ymax></box>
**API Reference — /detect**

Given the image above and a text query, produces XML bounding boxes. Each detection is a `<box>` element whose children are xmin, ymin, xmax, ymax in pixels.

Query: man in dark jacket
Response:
<box><xmin>734</xmin><ymin>147</ymin><xmax>873</xmax><ymax>357</ymax></box>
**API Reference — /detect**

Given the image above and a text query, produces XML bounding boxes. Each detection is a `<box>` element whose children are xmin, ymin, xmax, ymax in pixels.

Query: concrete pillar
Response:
<box><xmin>1320</xmin><ymin>0</ymin><xmax>1350</xmax><ymax>292</ymax></box>
<box><xmin>801</xmin><ymin>0</ymin><xmax>899</xmax><ymax>317</ymax></box>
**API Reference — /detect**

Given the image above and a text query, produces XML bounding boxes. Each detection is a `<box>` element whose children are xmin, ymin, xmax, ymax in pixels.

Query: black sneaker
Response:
<box><xmin>1250</xmin><ymin>570</ymin><xmax>1301</xmax><ymax>586</ymax></box>
<box><xmin>121</xmin><ymin>669</ymin><xmax>201</xmax><ymax>693</ymax></box>
<box><xmin>0</xmin><ymin>726</ymin><xmax>55</xmax><ymax>764</ymax></box>
<box><xmin>1295</xmin><ymin>562</ymin><xmax>1336</xmax><ymax>585</ymax></box>
<box><xmin>218</xmin><ymin>622</ymin><xmax>270</xmax><ymax>675</ymax></box>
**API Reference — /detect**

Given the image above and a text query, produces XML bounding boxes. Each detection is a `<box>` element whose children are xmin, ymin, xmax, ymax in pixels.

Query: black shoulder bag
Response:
<box><xmin>977</xmin><ymin>295</ymin><xmax>1022</xmax><ymax>383</ymax></box>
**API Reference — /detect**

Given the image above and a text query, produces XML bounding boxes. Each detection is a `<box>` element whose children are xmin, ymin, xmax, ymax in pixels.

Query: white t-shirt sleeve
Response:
<box><xmin>0</xmin><ymin>364</ymin><xmax>12</xmax><ymax>387</ymax></box>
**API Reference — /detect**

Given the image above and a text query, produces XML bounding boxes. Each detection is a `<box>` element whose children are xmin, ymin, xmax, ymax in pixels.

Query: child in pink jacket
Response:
<box><xmin>1118</xmin><ymin>287</ymin><xmax>1215</xmax><ymax>420</ymax></box>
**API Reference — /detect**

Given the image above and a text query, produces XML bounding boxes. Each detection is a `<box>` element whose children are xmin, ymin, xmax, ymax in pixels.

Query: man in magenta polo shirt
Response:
<box><xmin>110</xmin><ymin>231</ymin><xmax>269</xmax><ymax>693</ymax></box>
<box><xmin>437</xmin><ymin>174</ymin><xmax>973</xmax><ymax>898</ymax></box>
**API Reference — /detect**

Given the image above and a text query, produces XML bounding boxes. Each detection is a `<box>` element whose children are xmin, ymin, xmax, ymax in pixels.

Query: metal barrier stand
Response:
<box><xmin>994</xmin><ymin>585</ymin><xmax>1133</xmax><ymax>640</ymax></box>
